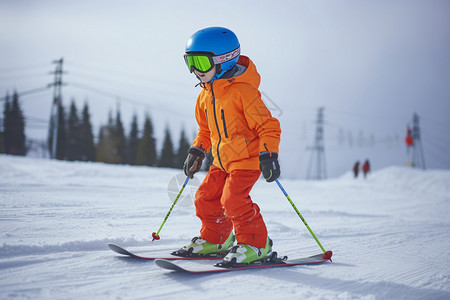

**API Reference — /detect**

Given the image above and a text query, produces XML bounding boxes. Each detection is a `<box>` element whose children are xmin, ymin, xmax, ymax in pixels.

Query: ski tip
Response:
<box><xmin>108</xmin><ymin>243</ymin><xmax>134</xmax><ymax>256</ymax></box>
<box><xmin>155</xmin><ymin>259</ymin><xmax>187</xmax><ymax>272</ymax></box>
<box><xmin>108</xmin><ymin>243</ymin><xmax>122</xmax><ymax>252</ymax></box>
<box><xmin>322</xmin><ymin>250</ymin><xmax>333</xmax><ymax>262</ymax></box>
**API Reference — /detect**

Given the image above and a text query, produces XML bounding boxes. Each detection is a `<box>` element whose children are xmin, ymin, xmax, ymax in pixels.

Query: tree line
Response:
<box><xmin>1</xmin><ymin>92</ymin><xmax>195</xmax><ymax>169</ymax></box>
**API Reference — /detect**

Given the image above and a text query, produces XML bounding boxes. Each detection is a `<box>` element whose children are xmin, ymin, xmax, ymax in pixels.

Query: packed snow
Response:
<box><xmin>1</xmin><ymin>155</ymin><xmax>449</xmax><ymax>299</ymax></box>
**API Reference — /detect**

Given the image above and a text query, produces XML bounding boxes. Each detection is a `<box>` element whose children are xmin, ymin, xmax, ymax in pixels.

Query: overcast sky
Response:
<box><xmin>1</xmin><ymin>0</ymin><xmax>449</xmax><ymax>177</ymax></box>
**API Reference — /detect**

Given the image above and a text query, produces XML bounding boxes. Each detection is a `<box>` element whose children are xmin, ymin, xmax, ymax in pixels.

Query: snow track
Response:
<box><xmin>1</xmin><ymin>155</ymin><xmax>449</xmax><ymax>299</ymax></box>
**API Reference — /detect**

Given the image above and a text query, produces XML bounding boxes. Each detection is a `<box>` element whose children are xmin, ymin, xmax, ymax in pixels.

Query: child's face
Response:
<box><xmin>194</xmin><ymin>67</ymin><xmax>216</xmax><ymax>83</ymax></box>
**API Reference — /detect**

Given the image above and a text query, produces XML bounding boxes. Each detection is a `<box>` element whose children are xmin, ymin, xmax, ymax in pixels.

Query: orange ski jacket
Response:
<box><xmin>192</xmin><ymin>56</ymin><xmax>281</xmax><ymax>173</ymax></box>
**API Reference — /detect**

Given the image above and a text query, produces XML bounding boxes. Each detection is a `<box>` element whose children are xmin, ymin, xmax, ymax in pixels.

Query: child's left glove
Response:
<box><xmin>184</xmin><ymin>147</ymin><xmax>206</xmax><ymax>179</ymax></box>
<box><xmin>259</xmin><ymin>152</ymin><xmax>280</xmax><ymax>182</ymax></box>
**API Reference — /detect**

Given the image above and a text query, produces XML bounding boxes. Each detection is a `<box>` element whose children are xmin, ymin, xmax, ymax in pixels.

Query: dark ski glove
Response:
<box><xmin>259</xmin><ymin>152</ymin><xmax>280</xmax><ymax>182</ymax></box>
<box><xmin>184</xmin><ymin>147</ymin><xmax>206</xmax><ymax>179</ymax></box>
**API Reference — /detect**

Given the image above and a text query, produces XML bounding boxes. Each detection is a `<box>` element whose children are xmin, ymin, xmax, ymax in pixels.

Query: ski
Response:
<box><xmin>154</xmin><ymin>252</ymin><xmax>332</xmax><ymax>273</ymax></box>
<box><xmin>107</xmin><ymin>243</ymin><xmax>225</xmax><ymax>260</ymax></box>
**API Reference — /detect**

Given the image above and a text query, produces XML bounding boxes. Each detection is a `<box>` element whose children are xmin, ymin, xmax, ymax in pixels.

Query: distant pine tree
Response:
<box><xmin>0</xmin><ymin>131</ymin><xmax>3</xmax><ymax>154</ymax></box>
<box><xmin>3</xmin><ymin>92</ymin><xmax>27</xmax><ymax>155</ymax></box>
<box><xmin>107</xmin><ymin>110</ymin><xmax>113</xmax><ymax>126</ymax></box>
<box><xmin>159</xmin><ymin>125</ymin><xmax>176</xmax><ymax>168</ymax></box>
<box><xmin>95</xmin><ymin>109</ymin><xmax>123</xmax><ymax>164</ymax></box>
<box><xmin>66</xmin><ymin>100</ymin><xmax>81</xmax><ymax>161</ymax></box>
<box><xmin>48</xmin><ymin>99</ymin><xmax>67</xmax><ymax>159</ymax></box>
<box><xmin>175</xmin><ymin>128</ymin><xmax>190</xmax><ymax>169</ymax></box>
<box><xmin>2</xmin><ymin>93</ymin><xmax>11</xmax><ymax>154</ymax></box>
<box><xmin>79</xmin><ymin>102</ymin><xmax>95</xmax><ymax>161</ymax></box>
<box><xmin>55</xmin><ymin>102</ymin><xmax>67</xmax><ymax>160</ymax></box>
<box><xmin>136</xmin><ymin>115</ymin><xmax>156</xmax><ymax>166</ymax></box>
<box><xmin>127</xmin><ymin>114</ymin><xmax>140</xmax><ymax>165</ymax></box>
<box><xmin>96</xmin><ymin>124</ymin><xmax>120</xmax><ymax>164</ymax></box>
<box><xmin>95</xmin><ymin>126</ymin><xmax>104</xmax><ymax>162</ymax></box>
<box><xmin>114</xmin><ymin>109</ymin><xmax>126</xmax><ymax>164</ymax></box>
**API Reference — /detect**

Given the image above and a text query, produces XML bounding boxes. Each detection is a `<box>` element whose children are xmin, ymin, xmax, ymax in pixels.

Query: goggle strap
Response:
<box><xmin>211</xmin><ymin>47</ymin><xmax>240</xmax><ymax>65</ymax></box>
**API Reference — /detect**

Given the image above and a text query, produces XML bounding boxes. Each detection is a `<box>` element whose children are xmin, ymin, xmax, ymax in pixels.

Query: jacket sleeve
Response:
<box><xmin>191</xmin><ymin>94</ymin><xmax>211</xmax><ymax>152</ymax></box>
<box><xmin>240</xmin><ymin>85</ymin><xmax>281</xmax><ymax>154</ymax></box>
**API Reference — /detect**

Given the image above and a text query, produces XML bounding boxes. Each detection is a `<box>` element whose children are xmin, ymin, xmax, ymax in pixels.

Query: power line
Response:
<box><xmin>68</xmin><ymin>81</ymin><xmax>191</xmax><ymax>118</ymax></box>
<box><xmin>65</xmin><ymin>68</ymin><xmax>191</xmax><ymax>107</ymax></box>
<box><xmin>66</xmin><ymin>60</ymin><xmax>187</xmax><ymax>87</ymax></box>
<box><xmin>24</xmin><ymin>115</ymin><xmax>48</xmax><ymax>123</ymax></box>
<box><xmin>0</xmin><ymin>86</ymin><xmax>51</xmax><ymax>102</ymax></box>
<box><xmin>421</xmin><ymin>115</ymin><xmax>450</xmax><ymax>129</ymax></box>
<box><xmin>422</xmin><ymin>127</ymin><xmax>450</xmax><ymax>145</ymax></box>
<box><xmin>326</xmin><ymin>107</ymin><xmax>406</xmax><ymax>124</ymax></box>
<box><xmin>0</xmin><ymin>72</ymin><xmax>51</xmax><ymax>81</ymax></box>
<box><xmin>69</xmin><ymin>82</ymin><xmax>151</xmax><ymax>108</ymax></box>
<box><xmin>423</xmin><ymin>138</ymin><xmax>450</xmax><ymax>165</ymax></box>
<box><xmin>0</xmin><ymin>62</ymin><xmax>50</xmax><ymax>74</ymax></box>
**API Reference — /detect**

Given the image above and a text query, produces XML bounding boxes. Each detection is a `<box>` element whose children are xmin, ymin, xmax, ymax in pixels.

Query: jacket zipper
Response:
<box><xmin>221</xmin><ymin>109</ymin><xmax>229</xmax><ymax>139</ymax></box>
<box><xmin>210</xmin><ymin>84</ymin><xmax>226</xmax><ymax>171</ymax></box>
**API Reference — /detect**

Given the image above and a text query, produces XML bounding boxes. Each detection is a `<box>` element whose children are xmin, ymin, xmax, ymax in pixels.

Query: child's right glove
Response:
<box><xmin>184</xmin><ymin>147</ymin><xmax>206</xmax><ymax>179</ymax></box>
<box><xmin>259</xmin><ymin>152</ymin><xmax>280</xmax><ymax>182</ymax></box>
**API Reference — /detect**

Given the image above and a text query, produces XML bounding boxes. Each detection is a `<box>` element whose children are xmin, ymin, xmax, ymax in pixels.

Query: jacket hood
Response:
<box><xmin>201</xmin><ymin>55</ymin><xmax>261</xmax><ymax>92</ymax></box>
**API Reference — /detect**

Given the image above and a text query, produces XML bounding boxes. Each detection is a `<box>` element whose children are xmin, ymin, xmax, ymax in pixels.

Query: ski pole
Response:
<box><xmin>275</xmin><ymin>179</ymin><xmax>332</xmax><ymax>260</ymax></box>
<box><xmin>152</xmin><ymin>176</ymin><xmax>190</xmax><ymax>241</ymax></box>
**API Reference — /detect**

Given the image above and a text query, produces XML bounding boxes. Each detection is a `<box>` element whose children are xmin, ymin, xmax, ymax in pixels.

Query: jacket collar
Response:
<box><xmin>199</xmin><ymin>55</ymin><xmax>260</xmax><ymax>94</ymax></box>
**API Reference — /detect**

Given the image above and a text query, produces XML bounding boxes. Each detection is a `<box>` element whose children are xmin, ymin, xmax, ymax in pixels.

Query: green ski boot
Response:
<box><xmin>172</xmin><ymin>232</ymin><xmax>235</xmax><ymax>258</ymax></box>
<box><xmin>221</xmin><ymin>237</ymin><xmax>273</xmax><ymax>264</ymax></box>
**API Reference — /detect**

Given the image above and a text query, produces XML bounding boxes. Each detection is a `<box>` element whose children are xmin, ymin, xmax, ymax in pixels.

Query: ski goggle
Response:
<box><xmin>184</xmin><ymin>54</ymin><xmax>215</xmax><ymax>73</ymax></box>
<box><xmin>184</xmin><ymin>47</ymin><xmax>240</xmax><ymax>73</ymax></box>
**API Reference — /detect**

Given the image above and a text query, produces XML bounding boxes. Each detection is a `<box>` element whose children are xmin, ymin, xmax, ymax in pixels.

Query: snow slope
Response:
<box><xmin>1</xmin><ymin>154</ymin><xmax>449</xmax><ymax>299</ymax></box>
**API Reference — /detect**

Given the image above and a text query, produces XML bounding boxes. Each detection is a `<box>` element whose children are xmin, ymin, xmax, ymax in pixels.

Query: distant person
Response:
<box><xmin>362</xmin><ymin>160</ymin><xmax>371</xmax><ymax>178</ymax></box>
<box><xmin>353</xmin><ymin>161</ymin><xmax>360</xmax><ymax>178</ymax></box>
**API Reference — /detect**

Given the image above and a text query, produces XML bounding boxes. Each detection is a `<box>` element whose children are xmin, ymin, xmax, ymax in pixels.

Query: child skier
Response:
<box><xmin>177</xmin><ymin>27</ymin><xmax>281</xmax><ymax>264</ymax></box>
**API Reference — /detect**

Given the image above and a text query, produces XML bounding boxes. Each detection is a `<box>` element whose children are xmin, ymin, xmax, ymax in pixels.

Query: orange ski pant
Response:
<box><xmin>194</xmin><ymin>166</ymin><xmax>268</xmax><ymax>248</ymax></box>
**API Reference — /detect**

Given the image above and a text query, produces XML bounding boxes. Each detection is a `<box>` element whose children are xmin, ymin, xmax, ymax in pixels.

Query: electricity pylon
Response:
<box><xmin>411</xmin><ymin>112</ymin><xmax>426</xmax><ymax>169</ymax></box>
<box><xmin>306</xmin><ymin>107</ymin><xmax>327</xmax><ymax>180</ymax></box>
<box><xmin>48</xmin><ymin>58</ymin><xmax>64</xmax><ymax>159</ymax></box>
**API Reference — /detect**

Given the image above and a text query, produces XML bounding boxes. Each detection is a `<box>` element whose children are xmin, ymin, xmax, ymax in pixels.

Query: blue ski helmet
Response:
<box><xmin>185</xmin><ymin>27</ymin><xmax>240</xmax><ymax>79</ymax></box>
